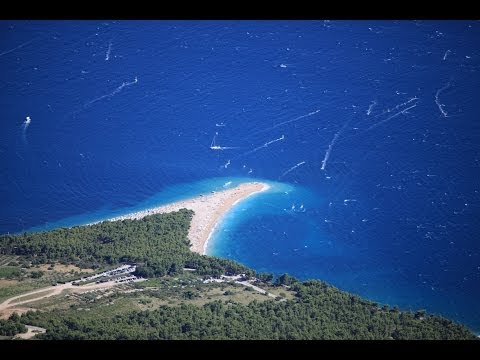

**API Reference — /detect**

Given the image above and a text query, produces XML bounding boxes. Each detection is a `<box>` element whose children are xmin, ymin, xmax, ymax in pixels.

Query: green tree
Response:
<box><xmin>258</xmin><ymin>272</ymin><xmax>274</xmax><ymax>283</ymax></box>
<box><xmin>275</xmin><ymin>273</ymin><xmax>297</xmax><ymax>286</ymax></box>
<box><xmin>30</xmin><ymin>270</ymin><xmax>44</xmax><ymax>278</ymax></box>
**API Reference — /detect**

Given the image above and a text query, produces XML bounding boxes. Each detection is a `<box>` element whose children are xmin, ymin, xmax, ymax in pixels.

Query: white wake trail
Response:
<box><xmin>85</xmin><ymin>76</ymin><xmax>138</xmax><ymax>108</ymax></box>
<box><xmin>373</xmin><ymin>97</ymin><xmax>418</xmax><ymax>119</ymax></box>
<box><xmin>255</xmin><ymin>109</ymin><xmax>320</xmax><ymax>135</ymax></box>
<box><xmin>366</xmin><ymin>100</ymin><xmax>377</xmax><ymax>115</ymax></box>
<box><xmin>279</xmin><ymin>161</ymin><xmax>306</xmax><ymax>179</ymax></box>
<box><xmin>238</xmin><ymin>135</ymin><xmax>285</xmax><ymax>158</ymax></box>
<box><xmin>443</xmin><ymin>50</ymin><xmax>451</xmax><ymax>61</ymax></box>
<box><xmin>105</xmin><ymin>41</ymin><xmax>112</xmax><ymax>61</ymax></box>
<box><xmin>0</xmin><ymin>39</ymin><xmax>34</xmax><ymax>57</ymax></box>
<box><xmin>435</xmin><ymin>83</ymin><xmax>450</xmax><ymax>118</ymax></box>
<box><xmin>320</xmin><ymin>119</ymin><xmax>351</xmax><ymax>171</ymax></box>
<box><xmin>21</xmin><ymin>116</ymin><xmax>31</xmax><ymax>144</ymax></box>
<box><xmin>365</xmin><ymin>103</ymin><xmax>417</xmax><ymax>132</ymax></box>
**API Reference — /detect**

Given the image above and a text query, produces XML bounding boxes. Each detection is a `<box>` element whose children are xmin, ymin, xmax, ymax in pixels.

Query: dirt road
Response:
<box><xmin>0</xmin><ymin>280</ymin><xmax>124</xmax><ymax>317</ymax></box>
<box><xmin>215</xmin><ymin>275</ymin><xmax>281</xmax><ymax>299</ymax></box>
<box><xmin>13</xmin><ymin>325</ymin><xmax>46</xmax><ymax>340</ymax></box>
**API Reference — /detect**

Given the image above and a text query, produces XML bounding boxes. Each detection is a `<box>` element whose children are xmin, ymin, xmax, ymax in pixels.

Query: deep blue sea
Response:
<box><xmin>1</xmin><ymin>20</ymin><xmax>479</xmax><ymax>333</ymax></box>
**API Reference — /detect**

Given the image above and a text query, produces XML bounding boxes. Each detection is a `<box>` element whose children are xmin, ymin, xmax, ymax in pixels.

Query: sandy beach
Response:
<box><xmin>101</xmin><ymin>182</ymin><xmax>270</xmax><ymax>254</ymax></box>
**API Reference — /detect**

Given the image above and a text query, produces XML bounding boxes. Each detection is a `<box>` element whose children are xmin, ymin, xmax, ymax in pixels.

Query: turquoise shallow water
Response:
<box><xmin>24</xmin><ymin>177</ymin><xmax>261</xmax><ymax>234</ymax></box>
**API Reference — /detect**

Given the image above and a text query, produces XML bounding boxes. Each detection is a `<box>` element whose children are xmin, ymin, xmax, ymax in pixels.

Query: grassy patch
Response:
<box><xmin>73</xmin><ymin>296</ymin><xmax>141</xmax><ymax>318</ymax></box>
<box><xmin>0</xmin><ymin>267</ymin><xmax>22</xmax><ymax>279</ymax></box>
<box><xmin>22</xmin><ymin>293</ymin><xmax>79</xmax><ymax>312</ymax></box>
<box><xmin>0</xmin><ymin>255</ymin><xmax>19</xmax><ymax>267</ymax></box>
<box><xmin>0</xmin><ymin>280</ymin><xmax>51</xmax><ymax>303</ymax></box>
<box><xmin>38</xmin><ymin>264</ymin><xmax>95</xmax><ymax>274</ymax></box>
<box><xmin>0</xmin><ymin>279</ymin><xmax>19</xmax><ymax>288</ymax></box>
<box><xmin>260</xmin><ymin>285</ymin><xmax>296</xmax><ymax>300</ymax></box>
<box><xmin>134</xmin><ymin>278</ymin><xmax>164</xmax><ymax>288</ymax></box>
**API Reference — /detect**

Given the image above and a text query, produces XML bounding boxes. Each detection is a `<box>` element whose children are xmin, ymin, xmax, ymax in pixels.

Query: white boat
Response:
<box><xmin>210</xmin><ymin>132</ymin><xmax>220</xmax><ymax>149</ymax></box>
<box><xmin>210</xmin><ymin>132</ymin><xmax>239</xmax><ymax>150</ymax></box>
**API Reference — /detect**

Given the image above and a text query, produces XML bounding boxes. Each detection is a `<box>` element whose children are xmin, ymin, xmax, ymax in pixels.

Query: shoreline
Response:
<box><xmin>95</xmin><ymin>182</ymin><xmax>270</xmax><ymax>255</ymax></box>
<box><xmin>201</xmin><ymin>184</ymin><xmax>269</xmax><ymax>254</ymax></box>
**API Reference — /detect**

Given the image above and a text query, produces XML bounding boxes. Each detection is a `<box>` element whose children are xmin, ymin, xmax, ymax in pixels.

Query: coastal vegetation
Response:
<box><xmin>0</xmin><ymin>210</ymin><xmax>253</xmax><ymax>278</ymax></box>
<box><xmin>0</xmin><ymin>211</ymin><xmax>476</xmax><ymax>340</ymax></box>
<box><xmin>3</xmin><ymin>279</ymin><xmax>474</xmax><ymax>340</ymax></box>
<box><xmin>0</xmin><ymin>313</ymin><xmax>26</xmax><ymax>336</ymax></box>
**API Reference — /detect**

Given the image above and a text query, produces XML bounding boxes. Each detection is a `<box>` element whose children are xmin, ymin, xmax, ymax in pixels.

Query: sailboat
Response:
<box><xmin>210</xmin><ymin>133</ymin><xmax>222</xmax><ymax>150</ymax></box>
<box><xmin>210</xmin><ymin>132</ymin><xmax>240</xmax><ymax>150</ymax></box>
